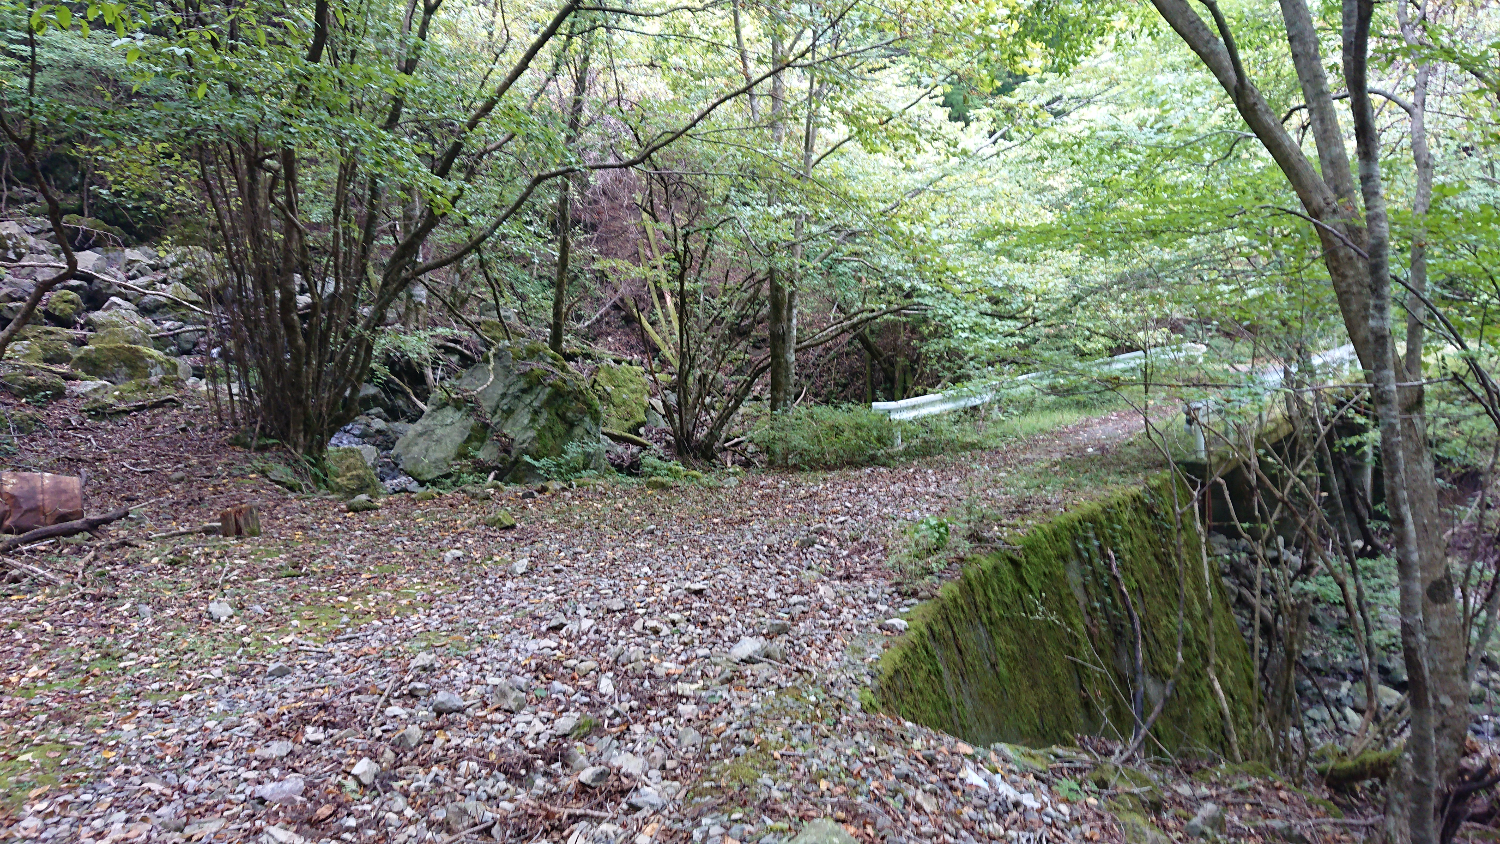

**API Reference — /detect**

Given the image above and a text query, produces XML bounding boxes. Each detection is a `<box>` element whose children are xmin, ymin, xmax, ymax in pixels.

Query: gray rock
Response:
<box><xmin>253</xmin><ymin>776</ymin><xmax>305</xmax><ymax>805</ymax></box>
<box><xmin>1186</xmin><ymin>803</ymin><xmax>1223</xmax><ymax>838</ymax></box>
<box><xmin>266</xmin><ymin>662</ymin><xmax>293</xmax><ymax>678</ymax></box>
<box><xmin>254</xmin><ymin>740</ymin><xmax>294</xmax><ymax>759</ymax></box>
<box><xmin>880</xmin><ymin>618</ymin><xmax>909</xmax><ymax>633</ymax></box>
<box><xmin>730</xmin><ymin>636</ymin><xmax>766</xmax><ymax>662</ymax></box>
<box><xmin>677</xmin><ymin>726</ymin><xmax>703</xmax><ymax>749</ymax></box>
<box><xmin>604</xmin><ymin>598</ymin><xmax>627</xmax><ymax>613</ymax></box>
<box><xmin>764</xmin><ymin>620</ymin><xmax>790</xmax><ymax>636</ymax></box>
<box><xmin>347</xmin><ymin>494</ymin><xmax>380</xmax><ymax>513</ymax></box>
<box><xmin>1377</xmin><ymin>684</ymin><xmax>1403</xmax><ymax>709</ymax></box>
<box><xmin>564</xmin><ymin>746</ymin><xmax>589</xmax><ymax>771</ymax></box>
<box><xmin>351</xmin><ymin>757</ymin><xmax>379</xmax><ymax>786</ymax></box>
<box><xmin>392</xmin><ymin>343</ymin><xmax>604</xmax><ymax>482</ymax></box>
<box><xmin>685</xmin><ymin>582</ymin><xmax>709</xmax><ymax>593</ymax></box>
<box><xmin>391</xmin><ymin>724</ymin><xmax>423</xmax><ymax>750</ymax></box>
<box><xmin>491</xmin><ymin>682</ymin><xmax>526</xmax><ymax>713</ymax></box>
<box><xmin>511</xmin><ymin>559</ymin><xmax>530</xmax><ymax>576</ymax></box>
<box><xmin>443</xmin><ymin>549</ymin><xmax>465</xmax><ymax>565</ymax></box>
<box><xmin>411</xmin><ymin>651</ymin><xmax>439</xmax><ymax>671</ymax></box>
<box><xmin>627</xmin><ymin>786</ymin><xmax>666</xmax><ymax>811</ymax></box>
<box><xmin>136</xmin><ymin>603</ymin><xmax>152</xmax><ymax>619</ymax></box>
<box><xmin>207</xmin><ymin>601</ymin><xmax>234</xmax><ymax>621</ymax></box>
<box><xmin>579</xmin><ymin>766</ymin><xmax>610</xmax><ymax>788</ymax></box>
<box><xmin>443</xmin><ymin>800</ymin><xmax>491</xmax><ymax>833</ymax></box>
<box><xmin>610</xmin><ymin>751</ymin><xmax>646</xmax><ymax>778</ymax></box>
<box><xmin>432</xmin><ymin>691</ymin><xmax>467</xmax><ymax>714</ymax></box>
<box><xmin>791</xmin><ymin>819</ymin><xmax>858</xmax><ymax>844</ymax></box>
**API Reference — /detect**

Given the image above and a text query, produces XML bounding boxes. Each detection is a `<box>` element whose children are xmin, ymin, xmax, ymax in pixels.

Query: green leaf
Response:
<box><xmin>195</xmin><ymin>81</ymin><xmax>208</xmax><ymax>98</ymax></box>
<box><xmin>55</xmin><ymin>4</ymin><xmax>71</xmax><ymax>30</ymax></box>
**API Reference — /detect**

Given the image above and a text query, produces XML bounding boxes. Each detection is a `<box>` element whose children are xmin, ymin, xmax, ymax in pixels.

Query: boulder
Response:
<box><xmin>8</xmin><ymin>326</ymin><xmax>78</xmax><ymax>366</ymax></box>
<box><xmin>590</xmin><ymin>363</ymin><xmax>649</xmax><ymax>434</ymax></box>
<box><xmin>790</xmin><ymin>819</ymin><xmax>858</xmax><ymax>844</ymax></box>
<box><xmin>393</xmin><ymin>342</ymin><xmax>603</xmax><ymax>482</ymax></box>
<box><xmin>71</xmin><ymin>343</ymin><xmax>181</xmax><ymax>385</ymax></box>
<box><xmin>43</xmin><ymin>290</ymin><xmax>83</xmax><ymax>326</ymax></box>
<box><xmin>85</xmin><ymin>308</ymin><xmax>155</xmax><ymax>347</ymax></box>
<box><xmin>325</xmin><ymin>446</ymin><xmax>382</xmax><ymax>498</ymax></box>
<box><xmin>0</xmin><ymin>370</ymin><xmax>65</xmax><ymax>404</ymax></box>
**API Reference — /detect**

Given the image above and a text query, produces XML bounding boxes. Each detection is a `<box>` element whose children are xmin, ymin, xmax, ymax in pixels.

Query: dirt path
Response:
<box><xmin>0</xmin><ymin>399</ymin><xmax>1352</xmax><ymax>843</ymax></box>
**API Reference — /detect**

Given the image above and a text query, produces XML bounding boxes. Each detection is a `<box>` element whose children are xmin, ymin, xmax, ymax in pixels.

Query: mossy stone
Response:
<box><xmin>71</xmin><ymin>343</ymin><xmax>181</xmax><ymax>385</ymax></box>
<box><xmin>44</xmin><ymin>290</ymin><xmax>83</xmax><ymax>326</ymax></box>
<box><xmin>10</xmin><ymin>326</ymin><xmax>78</xmax><ymax>366</ymax></box>
<box><xmin>590</xmin><ymin>363</ymin><xmax>649</xmax><ymax>434</ymax></box>
<box><xmin>347</xmin><ymin>495</ymin><xmax>380</xmax><ymax>513</ymax></box>
<box><xmin>484</xmin><ymin>510</ymin><xmax>517</xmax><ymax>529</ymax></box>
<box><xmin>85</xmin><ymin>310</ymin><xmax>155</xmax><ymax>347</ymax></box>
<box><xmin>325</xmin><ymin>446</ymin><xmax>382</xmax><ymax>498</ymax></box>
<box><xmin>0</xmin><ymin>370</ymin><xmax>65</xmax><ymax>404</ymax></box>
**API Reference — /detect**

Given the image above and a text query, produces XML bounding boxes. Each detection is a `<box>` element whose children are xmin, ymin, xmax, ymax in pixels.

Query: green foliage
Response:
<box><xmin>520</xmin><ymin>440</ymin><xmax>605</xmax><ymax>482</ymax></box>
<box><xmin>908</xmin><ymin>517</ymin><xmax>951</xmax><ymax>558</ymax></box>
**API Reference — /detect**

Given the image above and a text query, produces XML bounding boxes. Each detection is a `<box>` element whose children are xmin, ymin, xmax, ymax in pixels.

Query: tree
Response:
<box><xmin>1144</xmin><ymin>1</ymin><xmax>1463</xmax><ymax>839</ymax></box>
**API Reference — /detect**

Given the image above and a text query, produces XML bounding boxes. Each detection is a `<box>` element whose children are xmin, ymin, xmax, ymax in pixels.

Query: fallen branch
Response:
<box><xmin>90</xmin><ymin>395</ymin><xmax>182</xmax><ymax>415</ymax></box>
<box><xmin>0</xmin><ymin>555</ymin><xmax>65</xmax><ymax>585</ymax></box>
<box><xmin>602</xmin><ymin>428</ymin><xmax>652</xmax><ymax>449</ymax></box>
<box><xmin>0</xmin><ymin>506</ymin><xmax>131</xmax><ymax>555</ymax></box>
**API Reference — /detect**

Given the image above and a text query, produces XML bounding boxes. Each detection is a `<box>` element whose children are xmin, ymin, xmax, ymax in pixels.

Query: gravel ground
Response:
<box><xmin>0</xmin><ymin>400</ymin><xmax>1363</xmax><ymax>842</ymax></box>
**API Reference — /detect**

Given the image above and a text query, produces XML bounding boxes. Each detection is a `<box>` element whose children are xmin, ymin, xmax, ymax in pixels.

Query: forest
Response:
<box><xmin>3</xmin><ymin>0</ymin><xmax>1500</xmax><ymax>843</ymax></box>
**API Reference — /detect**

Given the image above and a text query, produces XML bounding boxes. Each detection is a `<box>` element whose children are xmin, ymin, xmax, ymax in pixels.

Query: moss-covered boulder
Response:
<box><xmin>71</xmin><ymin>343</ymin><xmax>182</xmax><ymax>385</ymax></box>
<box><xmin>873</xmin><ymin>476</ymin><xmax>1256</xmax><ymax>756</ymax></box>
<box><xmin>393</xmin><ymin>342</ymin><xmax>603</xmax><ymax>482</ymax></box>
<box><xmin>85</xmin><ymin>309</ymin><xmax>155</xmax><ymax>347</ymax></box>
<box><xmin>7</xmin><ymin>326</ymin><xmax>78</xmax><ymax>366</ymax></box>
<box><xmin>590</xmin><ymin>363</ymin><xmax>649</xmax><ymax>434</ymax></box>
<box><xmin>0</xmin><ymin>370</ymin><xmax>65</xmax><ymax>403</ymax></box>
<box><xmin>325</xmin><ymin>446</ymin><xmax>382</xmax><ymax>498</ymax></box>
<box><xmin>44</xmin><ymin>290</ymin><xmax>83</xmax><ymax>326</ymax></box>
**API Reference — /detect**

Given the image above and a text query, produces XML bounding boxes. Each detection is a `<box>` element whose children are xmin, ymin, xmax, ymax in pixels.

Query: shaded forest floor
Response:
<box><xmin>0</xmin><ymin>396</ymin><xmax>1387</xmax><ymax>842</ymax></box>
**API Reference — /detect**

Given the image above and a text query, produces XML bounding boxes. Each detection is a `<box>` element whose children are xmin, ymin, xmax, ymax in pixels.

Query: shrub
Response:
<box><xmin>749</xmin><ymin>405</ymin><xmax>898</xmax><ymax>469</ymax></box>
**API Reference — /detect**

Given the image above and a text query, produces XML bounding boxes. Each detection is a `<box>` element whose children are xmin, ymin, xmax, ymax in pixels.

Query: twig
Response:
<box><xmin>439</xmin><ymin>820</ymin><xmax>497</xmax><ymax>843</ymax></box>
<box><xmin>148</xmin><ymin>524</ymin><xmax>219</xmax><ymax>540</ymax></box>
<box><xmin>602</xmin><ymin>428</ymin><xmax>652</xmax><ymax>449</ymax></box>
<box><xmin>371</xmin><ymin>662</ymin><xmax>416</xmax><ymax>729</ymax></box>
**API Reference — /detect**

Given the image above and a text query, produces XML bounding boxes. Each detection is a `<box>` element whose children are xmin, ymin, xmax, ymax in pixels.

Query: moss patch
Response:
<box><xmin>874</xmin><ymin>475</ymin><xmax>1256</xmax><ymax>757</ymax></box>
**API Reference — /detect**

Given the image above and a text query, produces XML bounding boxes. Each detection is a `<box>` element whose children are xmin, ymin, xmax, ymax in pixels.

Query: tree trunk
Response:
<box><xmin>1146</xmin><ymin>2</ymin><xmax>1465</xmax><ymax>838</ymax></box>
<box><xmin>768</xmin><ymin>263</ymin><xmax>794</xmax><ymax>410</ymax></box>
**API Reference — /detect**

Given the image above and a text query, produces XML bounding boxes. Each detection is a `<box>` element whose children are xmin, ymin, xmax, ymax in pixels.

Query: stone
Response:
<box><xmin>764</xmin><ymin>620</ymin><xmax>790</xmax><ymax>636</ymax></box>
<box><xmin>579</xmin><ymin>766</ymin><xmax>610</xmax><ymax>788</ymax></box>
<box><xmin>262</xmin><ymin>826</ymin><xmax>307</xmax><ymax>844</ymax></box>
<box><xmin>443</xmin><ymin>549</ymin><xmax>465</xmax><ymax>565</ymax></box>
<box><xmin>510</xmin><ymin>559</ymin><xmax>530</xmax><ymax>576</ymax></box>
<box><xmin>65</xmin><ymin>379</ymin><xmax>112</xmax><ymax>399</ymax></box>
<box><xmin>678</xmin><ymin>725</ymin><xmax>704</xmax><ymax>749</ymax></box>
<box><xmin>254</xmin><ymin>776</ymin><xmax>305</xmax><ymax>805</ymax></box>
<box><xmin>84</xmin><ymin>308</ymin><xmax>154</xmax><ymax>346</ymax></box>
<box><xmin>207</xmin><ymin>601</ymin><xmax>234</xmax><ymax>621</ymax></box>
<box><xmin>610</xmin><ymin>751</ymin><xmax>647</xmax><ymax>778</ymax></box>
<box><xmin>627</xmin><ymin>786</ymin><xmax>666</xmax><ymax>811</ymax></box>
<box><xmin>492</xmin><ymin>683</ymin><xmax>527</xmax><ymax>712</ymax></box>
<box><xmin>790</xmin><ymin>819</ymin><xmax>858</xmax><ymax>844</ymax></box>
<box><xmin>0</xmin><ymin>371</ymin><xmax>65</xmax><ymax>404</ymax></box>
<box><xmin>350</xmin><ymin>757</ymin><xmax>379</xmax><ymax>786</ymax></box>
<box><xmin>443</xmin><ymin>800</ymin><xmax>491</xmax><ymax>833</ymax></box>
<box><xmin>71</xmin><ymin>343</ymin><xmax>180</xmax><ymax>385</ymax></box>
<box><xmin>1185</xmin><ymin>803</ymin><xmax>1223</xmax><ymax>839</ymax></box>
<box><xmin>325</xmin><ymin>446</ymin><xmax>382</xmax><ymax>498</ymax></box>
<box><xmin>13</xmin><ymin>325</ymin><xmax>80</xmax><ymax>365</ymax></box>
<box><xmin>347</xmin><ymin>494</ymin><xmax>380</xmax><ymax>513</ymax></box>
<box><xmin>355</xmin><ymin>443</ymin><xmax>379</xmax><ymax>467</ymax></box>
<box><xmin>392</xmin><ymin>724</ymin><xmax>423</xmax><ymax>750</ymax></box>
<box><xmin>730</xmin><ymin>636</ymin><xmax>766</xmax><ymax>662</ymax></box>
<box><xmin>604</xmin><ymin>598</ymin><xmax>628</xmax><ymax>613</ymax></box>
<box><xmin>433</xmin><ymin>690</ymin><xmax>467</xmax><ymax>714</ymax></box>
<box><xmin>392</xmin><ymin>342</ymin><xmax>603</xmax><ymax>482</ymax></box>
<box><xmin>486</xmin><ymin>510</ymin><xmax>518</xmax><ymax>529</ymax></box>
<box><xmin>254</xmin><ymin>740</ymin><xmax>294</xmax><ymax>759</ymax></box>
<box><xmin>266</xmin><ymin>662</ymin><xmax>293</xmax><ymax>678</ymax></box>
<box><xmin>43</xmin><ymin>289</ymin><xmax>82</xmax><ymax>325</ymax></box>
<box><xmin>880</xmin><ymin>618</ymin><xmax>909</xmax><ymax>633</ymax></box>
<box><xmin>589</xmin><ymin>363</ymin><xmax>649</xmax><ymax>434</ymax></box>
<box><xmin>564</xmin><ymin>746</ymin><xmax>589</xmax><ymax>771</ymax></box>
<box><xmin>1377</xmin><ymin>684</ymin><xmax>1403</xmax><ymax>709</ymax></box>
<box><xmin>411</xmin><ymin>651</ymin><xmax>439</xmax><ymax>671</ymax></box>
<box><xmin>685</xmin><ymin>582</ymin><xmax>709</xmax><ymax>593</ymax></box>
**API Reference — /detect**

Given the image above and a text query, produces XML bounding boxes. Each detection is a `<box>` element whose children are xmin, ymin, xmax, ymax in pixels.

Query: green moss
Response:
<box><xmin>71</xmin><ymin>343</ymin><xmax>181</xmax><ymax>385</ymax></box>
<box><xmin>873</xmin><ymin>475</ymin><xmax>1256</xmax><ymax>757</ymax></box>
<box><xmin>44</xmin><ymin>290</ymin><xmax>83</xmax><ymax>325</ymax></box>
<box><xmin>590</xmin><ymin>363</ymin><xmax>649</xmax><ymax>433</ymax></box>
<box><xmin>325</xmin><ymin>447</ymin><xmax>382</xmax><ymax>498</ymax></box>
<box><xmin>0</xmin><ymin>370</ymin><xmax>65</xmax><ymax>404</ymax></box>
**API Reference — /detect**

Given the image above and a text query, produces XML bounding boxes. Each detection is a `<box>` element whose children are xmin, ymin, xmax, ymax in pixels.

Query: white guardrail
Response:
<box><xmin>870</xmin><ymin>343</ymin><xmax>1209</xmax><ymax>422</ymax></box>
<box><xmin>870</xmin><ymin>342</ymin><xmax>1360</xmax><ymax>422</ymax></box>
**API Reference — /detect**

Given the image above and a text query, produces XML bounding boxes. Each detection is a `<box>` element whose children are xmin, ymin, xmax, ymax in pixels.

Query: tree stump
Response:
<box><xmin>219</xmin><ymin>504</ymin><xmax>262</xmax><ymax>537</ymax></box>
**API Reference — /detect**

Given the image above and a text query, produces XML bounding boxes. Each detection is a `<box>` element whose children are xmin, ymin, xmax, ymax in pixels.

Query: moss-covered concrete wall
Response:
<box><xmin>875</xmin><ymin>475</ymin><xmax>1256</xmax><ymax>756</ymax></box>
